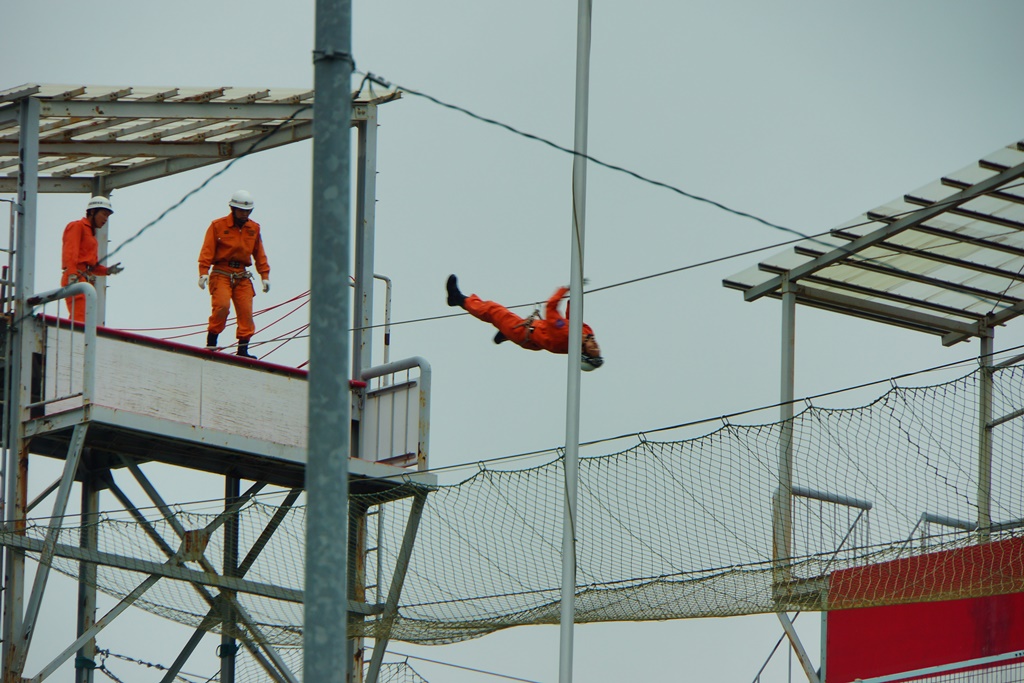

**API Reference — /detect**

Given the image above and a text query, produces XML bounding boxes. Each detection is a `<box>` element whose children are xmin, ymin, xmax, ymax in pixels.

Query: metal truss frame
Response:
<box><xmin>0</xmin><ymin>84</ymin><xmax>429</xmax><ymax>683</ymax></box>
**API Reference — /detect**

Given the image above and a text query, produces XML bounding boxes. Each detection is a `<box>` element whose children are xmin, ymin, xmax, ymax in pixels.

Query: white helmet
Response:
<box><xmin>229</xmin><ymin>190</ymin><xmax>254</xmax><ymax>211</ymax></box>
<box><xmin>581</xmin><ymin>354</ymin><xmax>604</xmax><ymax>372</ymax></box>
<box><xmin>86</xmin><ymin>196</ymin><xmax>113</xmax><ymax>214</ymax></box>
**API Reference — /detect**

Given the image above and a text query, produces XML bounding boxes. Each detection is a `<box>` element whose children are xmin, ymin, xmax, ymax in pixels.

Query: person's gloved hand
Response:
<box><xmin>107</xmin><ymin>262</ymin><xmax>124</xmax><ymax>275</ymax></box>
<box><xmin>262</xmin><ymin>279</ymin><xmax>270</xmax><ymax>294</ymax></box>
<box><xmin>198</xmin><ymin>275</ymin><xmax>209</xmax><ymax>290</ymax></box>
<box><xmin>67</xmin><ymin>273</ymin><xmax>79</xmax><ymax>285</ymax></box>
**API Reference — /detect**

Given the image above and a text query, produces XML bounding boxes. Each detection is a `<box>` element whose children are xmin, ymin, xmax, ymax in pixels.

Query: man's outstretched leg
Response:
<box><xmin>447</xmin><ymin>275</ymin><xmax>541</xmax><ymax>349</ymax></box>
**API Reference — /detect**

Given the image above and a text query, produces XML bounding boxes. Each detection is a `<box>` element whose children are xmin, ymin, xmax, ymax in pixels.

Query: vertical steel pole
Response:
<box><xmin>221</xmin><ymin>475</ymin><xmax>240</xmax><ymax>683</ymax></box>
<box><xmin>560</xmin><ymin>1</ymin><xmax>592</xmax><ymax>681</ymax></box>
<box><xmin>3</xmin><ymin>96</ymin><xmax>39</xmax><ymax>682</ymax></box>
<box><xmin>819</xmin><ymin>611</ymin><xmax>828</xmax><ymax>683</ymax></box>
<box><xmin>306</xmin><ymin>1</ymin><xmax>353</xmax><ymax>682</ymax></box>
<box><xmin>0</xmin><ymin>198</ymin><xmax>12</xmax><ymax>673</ymax></box>
<box><xmin>978</xmin><ymin>331</ymin><xmax>993</xmax><ymax>540</ymax></box>
<box><xmin>774</xmin><ymin>276</ymin><xmax>796</xmax><ymax>592</ymax></box>
<box><xmin>75</xmin><ymin>467</ymin><xmax>98</xmax><ymax>683</ymax></box>
<box><xmin>348</xmin><ymin>503</ymin><xmax>367</xmax><ymax>682</ymax></box>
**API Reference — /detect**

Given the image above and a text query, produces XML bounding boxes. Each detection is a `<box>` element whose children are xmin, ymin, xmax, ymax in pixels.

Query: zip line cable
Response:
<box><xmin>124</xmin><ymin>197</ymin><xmax>1024</xmax><ymax>356</ymax></box>
<box><xmin>360</xmin><ymin>70</ymin><xmax>1024</xmax><ymax>313</ymax></box>
<box><xmin>151</xmin><ymin>205</ymin><xmax>1024</xmax><ymax>359</ymax></box>
<box><xmin>362</xmin><ymin>71</ymin><xmax>809</xmax><ymax>241</ymax></box>
<box><xmin>258</xmin><ymin>322</ymin><xmax>310</xmax><ymax>360</ymax></box>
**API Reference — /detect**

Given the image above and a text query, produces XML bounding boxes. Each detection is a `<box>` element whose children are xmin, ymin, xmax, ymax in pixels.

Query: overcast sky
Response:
<box><xmin>4</xmin><ymin>1</ymin><xmax>1024</xmax><ymax>681</ymax></box>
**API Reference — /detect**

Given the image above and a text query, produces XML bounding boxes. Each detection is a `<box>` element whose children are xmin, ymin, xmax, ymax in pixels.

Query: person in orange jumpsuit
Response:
<box><xmin>197</xmin><ymin>190</ymin><xmax>271</xmax><ymax>359</ymax></box>
<box><xmin>60</xmin><ymin>195</ymin><xmax>124</xmax><ymax>322</ymax></box>
<box><xmin>446</xmin><ymin>274</ymin><xmax>604</xmax><ymax>370</ymax></box>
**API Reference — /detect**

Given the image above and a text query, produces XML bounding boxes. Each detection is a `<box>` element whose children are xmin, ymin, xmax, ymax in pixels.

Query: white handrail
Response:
<box><xmin>28</xmin><ymin>282</ymin><xmax>98</xmax><ymax>405</ymax></box>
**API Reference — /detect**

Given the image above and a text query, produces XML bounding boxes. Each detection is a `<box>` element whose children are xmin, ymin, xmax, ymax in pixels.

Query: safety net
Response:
<box><xmin>6</xmin><ymin>360</ymin><xmax>1024</xmax><ymax>652</ymax></box>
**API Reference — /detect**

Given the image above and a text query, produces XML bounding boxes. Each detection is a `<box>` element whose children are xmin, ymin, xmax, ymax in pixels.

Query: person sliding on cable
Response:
<box><xmin>446</xmin><ymin>274</ymin><xmax>604</xmax><ymax>371</ymax></box>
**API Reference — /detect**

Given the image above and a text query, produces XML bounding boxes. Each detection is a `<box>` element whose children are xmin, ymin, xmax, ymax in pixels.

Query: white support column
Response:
<box><xmin>350</xmin><ymin>105</ymin><xmax>378</xmax><ymax>683</ymax></box>
<box><xmin>560</xmin><ymin>2</ymin><xmax>592</xmax><ymax>682</ymax></box>
<box><xmin>352</xmin><ymin>107</ymin><xmax>378</xmax><ymax>385</ymax></box>
<box><xmin>774</xmin><ymin>276</ymin><xmax>796</xmax><ymax>593</ymax></box>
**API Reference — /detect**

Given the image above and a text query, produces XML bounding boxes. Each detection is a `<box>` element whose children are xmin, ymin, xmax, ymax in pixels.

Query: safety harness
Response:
<box><xmin>211</xmin><ymin>267</ymin><xmax>254</xmax><ymax>286</ymax></box>
<box><xmin>514</xmin><ymin>309</ymin><xmax>541</xmax><ymax>343</ymax></box>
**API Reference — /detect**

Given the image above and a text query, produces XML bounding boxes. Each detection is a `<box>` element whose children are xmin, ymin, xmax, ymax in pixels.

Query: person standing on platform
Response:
<box><xmin>198</xmin><ymin>190</ymin><xmax>271</xmax><ymax>359</ymax></box>
<box><xmin>61</xmin><ymin>195</ymin><xmax>124</xmax><ymax>322</ymax></box>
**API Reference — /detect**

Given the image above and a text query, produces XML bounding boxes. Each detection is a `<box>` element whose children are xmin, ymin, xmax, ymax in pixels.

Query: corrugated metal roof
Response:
<box><xmin>724</xmin><ymin>141</ymin><xmax>1024</xmax><ymax>346</ymax></box>
<box><xmin>0</xmin><ymin>82</ymin><xmax>400</xmax><ymax>193</ymax></box>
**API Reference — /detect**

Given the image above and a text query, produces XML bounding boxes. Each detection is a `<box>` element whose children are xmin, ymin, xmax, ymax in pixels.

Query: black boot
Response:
<box><xmin>446</xmin><ymin>274</ymin><xmax>466</xmax><ymax>308</ymax></box>
<box><xmin>206</xmin><ymin>331</ymin><xmax>218</xmax><ymax>349</ymax></box>
<box><xmin>236</xmin><ymin>337</ymin><xmax>257</xmax><ymax>359</ymax></box>
<box><xmin>493</xmin><ymin>331</ymin><xmax>508</xmax><ymax>344</ymax></box>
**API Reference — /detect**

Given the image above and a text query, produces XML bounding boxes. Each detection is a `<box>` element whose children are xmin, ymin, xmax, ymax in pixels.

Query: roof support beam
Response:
<box><xmin>0</xmin><ymin>178</ymin><xmax>94</xmax><ymax>193</ymax></box>
<box><xmin>779</xmin><ymin>271</ymin><xmax>987</xmax><ymax>323</ymax></box>
<box><xmin>38</xmin><ymin>100</ymin><xmax>314</xmax><ymax>121</ymax></box>
<box><xmin>743</xmin><ymin>159</ymin><xmax>1024</xmax><ymax>302</ymax></box>
<box><xmin>942</xmin><ymin>299</ymin><xmax>1024</xmax><ymax>346</ymax></box>
<box><xmin>0</xmin><ymin>140</ymin><xmax>243</xmax><ymax>159</ymax></box>
<box><xmin>793</xmin><ymin>283</ymin><xmax>979</xmax><ymax>338</ymax></box>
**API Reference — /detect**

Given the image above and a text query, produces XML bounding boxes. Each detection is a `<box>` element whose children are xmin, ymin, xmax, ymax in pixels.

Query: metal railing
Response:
<box><xmin>359</xmin><ymin>357</ymin><xmax>431</xmax><ymax>471</ymax></box>
<box><xmin>26</xmin><ymin>283</ymin><xmax>98</xmax><ymax>411</ymax></box>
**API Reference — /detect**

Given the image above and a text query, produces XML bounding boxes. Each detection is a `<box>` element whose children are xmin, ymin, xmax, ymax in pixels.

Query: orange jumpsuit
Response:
<box><xmin>61</xmin><ymin>216</ymin><xmax>110</xmax><ymax>322</ymax></box>
<box><xmin>198</xmin><ymin>215</ymin><xmax>270</xmax><ymax>340</ymax></box>
<box><xmin>464</xmin><ymin>286</ymin><xmax>594</xmax><ymax>353</ymax></box>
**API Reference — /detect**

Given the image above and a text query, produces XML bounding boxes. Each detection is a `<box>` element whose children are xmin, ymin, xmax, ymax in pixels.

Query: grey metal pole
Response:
<box><xmin>978</xmin><ymin>331</ymin><xmax>993</xmax><ymax>539</ymax></box>
<box><xmin>306</xmin><ymin>1</ymin><xmax>354</xmax><ymax>682</ymax></box>
<box><xmin>75</xmin><ymin>468</ymin><xmax>98</xmax><ymax>683</ymax></box>
<box><xmin>3</xmin><ymin>96</ymin><xmax>39</xmax><ymax>682</ymax></box>
<box><xmin>559</xmin><ymin>1</ymin><xmax>592</xmax><ymax>681</ymax></box>
<box><xmin>221</xmin><ymin>475</ymin><xmax>240</xmax><ymax>683</ymax></box>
